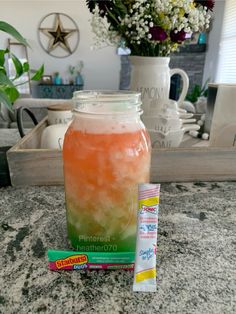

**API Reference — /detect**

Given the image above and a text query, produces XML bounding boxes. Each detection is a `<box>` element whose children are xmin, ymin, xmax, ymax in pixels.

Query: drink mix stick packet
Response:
<box><xmin>133</xmin><ymin>183</ymin><xmax>160</xmax><ymax>292</ymax></box>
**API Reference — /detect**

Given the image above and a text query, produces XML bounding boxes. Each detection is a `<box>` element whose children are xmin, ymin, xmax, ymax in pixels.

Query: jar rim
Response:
<box><xmin>73</xmin><ymin>90</ymin><xmax>142</xmax><ymax>116</ymax></box>
<box><xmin>73</xmin><ymin>90</ymin><xmax>141</xmax><ymax>102</ymax></box>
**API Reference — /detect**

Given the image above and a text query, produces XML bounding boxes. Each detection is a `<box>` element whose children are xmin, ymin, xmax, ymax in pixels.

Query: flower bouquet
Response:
<box><xmin>86</xmin><ymin>0</ymin><xmax>214</xmax><ymax>56</ymax></box>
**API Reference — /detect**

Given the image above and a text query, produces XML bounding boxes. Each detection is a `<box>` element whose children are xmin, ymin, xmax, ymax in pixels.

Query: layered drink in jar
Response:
<box><xmin>63</xmin><ymin>91</ymin><xmax>151</xmax><ymax>252</ymax></box>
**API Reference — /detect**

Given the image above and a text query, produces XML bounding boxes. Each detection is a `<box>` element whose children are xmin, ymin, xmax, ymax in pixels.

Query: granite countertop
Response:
<box><xmin>0</xmin><ymin>182</ymin><xmax>235</xmax><ymax>314</ymax></box>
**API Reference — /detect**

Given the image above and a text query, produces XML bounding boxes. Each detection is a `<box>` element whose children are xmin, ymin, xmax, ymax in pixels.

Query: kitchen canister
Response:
<box><xmin>40</xmin><ymin>103</ymin><xmax>73</xmax><ymax>149</ymax></box>
<box><xmin>47</xmin><ymin>103</ymin><xmax>73</xmax><ymax>125</ymax></box>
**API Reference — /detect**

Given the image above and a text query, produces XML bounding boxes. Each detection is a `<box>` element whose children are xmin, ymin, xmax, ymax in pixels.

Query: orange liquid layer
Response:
<box><xmin>63</xmin><ymin>126</ymin><xmax>151</xmax><ymax>250</ymax></box>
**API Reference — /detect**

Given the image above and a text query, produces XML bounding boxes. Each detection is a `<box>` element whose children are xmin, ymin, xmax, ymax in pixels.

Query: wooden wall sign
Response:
<box><xmin>38</xmin><ymin>12</ymin><xmax>79</xmax><ymax>58</ymax></box>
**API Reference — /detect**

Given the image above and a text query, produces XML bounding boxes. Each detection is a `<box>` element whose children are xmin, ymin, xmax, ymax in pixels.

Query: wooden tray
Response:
<box><xmin>7</xmin><ymin>117</ymin><xmax>63</xmax><ymax>186</ymax></box>
<box><xmin>7</xmin><ymin>117</ymin><xmax>236</xmax><ymax>186</ymax></box>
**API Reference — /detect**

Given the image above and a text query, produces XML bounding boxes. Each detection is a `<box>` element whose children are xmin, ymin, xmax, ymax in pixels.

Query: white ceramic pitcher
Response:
<box><xmin>129</xmin><ymin>56</ymin><xmax>189</xmax><ymax>116</ymax></box>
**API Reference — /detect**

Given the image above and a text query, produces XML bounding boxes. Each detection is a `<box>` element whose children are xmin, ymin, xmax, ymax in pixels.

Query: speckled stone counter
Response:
<box><xmin>0</xmin><ymin>182</ymin><xmax>235</xmax><ymax>314</ymax></box>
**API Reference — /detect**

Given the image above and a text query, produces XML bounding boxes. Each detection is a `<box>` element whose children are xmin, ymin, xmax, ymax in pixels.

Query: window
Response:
<box><xmin>216</xmin><ymin>0</ymin><xmax>236</xmax><ymax>83</ymax></box>
<box><xmin>7</xmin><ymin>39</ymin><xmax>31</xmax><ymax>96</ymax></box>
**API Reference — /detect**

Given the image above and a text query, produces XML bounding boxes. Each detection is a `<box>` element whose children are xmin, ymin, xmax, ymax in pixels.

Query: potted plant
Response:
<box><xmin>186</xmin><ymin>79</ymin><xmax>209</xmax><ymax>114</ymax></box>
<box><xmin>68</xmin><ymin>65</ymin><xmax>76</xmax><ymax>84</ymax></box>
<box><xmin>0</xmin><ymin>21</ymin><xmax>44</xmax><ymax>111</ymax></box>
<box><xmin>0</xmin><ymin>21</ymin><xmax>44</xmax><ymax>186</ymax></box>
<box><xmin>68</xmin><ymin>61</ymin><xmax>84</xmax><ymax>85</ymax></box>
<box><xmin>75</xmin><ymin>61</ymin><xmax>84</xmax><ymax>86</ymax></box>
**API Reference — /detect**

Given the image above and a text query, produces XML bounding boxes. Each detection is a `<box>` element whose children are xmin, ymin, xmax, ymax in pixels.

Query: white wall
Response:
<box><xmin>0</xmin><ymin>0</ymin><xmax>120</xmax><ymax>90</ymax></box>
<box><xmin>202</xmin><ymin>0</ymin><xmax>225</xmax><ymax>84</ymax></box>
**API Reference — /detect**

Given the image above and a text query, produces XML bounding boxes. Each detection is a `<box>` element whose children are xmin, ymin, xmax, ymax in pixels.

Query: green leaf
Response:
<box><xmin>0</xmin><ymin>21</ymin><xmax>28</xmax><ymax>46</ymax></box>
<box><xmin>107</xmin><ymin>9</ymin><xmax>120</xmax><ymax>25</ymax></box>
<box><xmin>23</xmin><ymin>62</ymin><xmax>29</xmax><ymax>72</ymax></box>
<box><xmin>114</xmin><ymin>0</ymin><xmax>127</xmax><ymax>16</ymax></box>
<box><xmin>0</xmin><ymin>87</ymin><xmax>13</xmax><ymax>112</ymax></box>
<box><xmin>31</xmin><ymin>64</ymin><xmax>44</xmax><ymax>81</ymax></box>
<box><xmin>0</xmin><ymin>49</ymin><xmax>9</xmax><ymax>67</ymax></box>
<box><xmin>0</xmin><ymin>71</ymin><xmax>14</xmax><ymax>87</ymax></box>
<box><xmin>203</xmin><ymin>89</ymin><xmax>208</xmax><ymax>97</ymax></box>
<box><xmin>186</xmin><ymin>84</ymin><xmax>203</xmax><ymax>103</ymax></box>
<box><xmin>0</xmin><ymin>66</ymin><xmax>6</xmax><ymax>75</ymax></box>
<box><xmin>0</xmin><ymin>50</ymin><xmax>6</xmax><ymax>66</ymax></box>
<box><xmin>4</xmin><ymin>86</ymin><xmax>19</xmax><ymax>103</ymax></box>
<box><xmin>10</xmin><ymin>53</ymin><xmax>24</xmax><ymax>79</ymax></box>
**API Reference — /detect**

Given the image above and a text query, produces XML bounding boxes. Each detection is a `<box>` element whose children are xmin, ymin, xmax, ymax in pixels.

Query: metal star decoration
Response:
<box><xmin>39</xmin><ymin>13</ymin><xmax>76</xmax><ymax>54</ymax></box>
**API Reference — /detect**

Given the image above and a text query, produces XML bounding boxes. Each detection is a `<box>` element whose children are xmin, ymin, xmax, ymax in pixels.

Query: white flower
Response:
<box><xmin>89</xmin><ymin>0</ymin><xmax>213</xmax><ymax>55</ymax></box>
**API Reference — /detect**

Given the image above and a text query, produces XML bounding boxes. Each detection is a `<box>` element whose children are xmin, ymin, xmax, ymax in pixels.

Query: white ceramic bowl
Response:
<box><xmin>148</xmin><ymin>124</ymin><xmax>200</xmax><ymax>148</ymax></box>
<box><xmin>147</xmin><ymin>99</ymin><xmax>179</xmax><ymax>116</ymax></box>
<box><xmin>143</xmin><ymin>116</ymin><xmax>196</xmax><ymax>133</ymax></box>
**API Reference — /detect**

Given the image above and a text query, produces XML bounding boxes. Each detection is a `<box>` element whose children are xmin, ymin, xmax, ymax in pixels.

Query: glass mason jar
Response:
<box><xmin>63</xmin><ymin>91</ymin><xmax>151</xmax><ymax>252</ymax></box>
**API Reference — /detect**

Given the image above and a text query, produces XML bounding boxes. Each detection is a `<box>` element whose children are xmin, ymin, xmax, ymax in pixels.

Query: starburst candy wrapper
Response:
<box><xmin>48</xmin><ymin>250</ymin><xmax>135</xmax><ymax>270</ymax></box>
